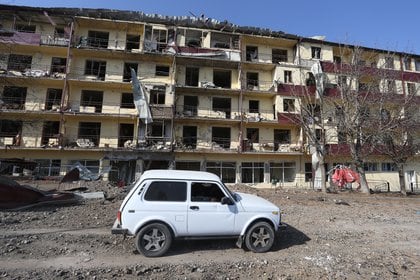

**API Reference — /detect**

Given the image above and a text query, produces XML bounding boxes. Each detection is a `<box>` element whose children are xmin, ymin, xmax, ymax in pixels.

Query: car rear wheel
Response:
<box><xmin>245</xmin><ymin>221</ymin><xmax>275</xmax><ymax>253</ymax></box>
<box><xmin>136</xmin><ymin>223</ymin><xmax>172</xmax><ymax>257</ymax></box>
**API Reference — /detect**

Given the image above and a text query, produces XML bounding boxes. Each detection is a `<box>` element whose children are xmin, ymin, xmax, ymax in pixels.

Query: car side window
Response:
<box><xmin>191</xmin><ymin>182</ymin><xmax>225</xmax><ymax>202</ymax></box>
<box><xmin>144</xmin><ymin>181</ymin><xmax>187</xmax><ymax>202</ymax></box>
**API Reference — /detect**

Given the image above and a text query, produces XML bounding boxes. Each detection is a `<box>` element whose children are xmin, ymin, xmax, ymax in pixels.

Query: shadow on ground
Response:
<box><xmin>144</xmin><ymin>224</ymin><xmax>310</xmax><ymax>256</ymax></box>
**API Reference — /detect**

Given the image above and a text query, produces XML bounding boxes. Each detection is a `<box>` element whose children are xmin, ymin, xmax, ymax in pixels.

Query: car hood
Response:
<box><xmin>235</xmin><ymin>192</ymin><xmax>279</xmax><ymax>212</ymax></box>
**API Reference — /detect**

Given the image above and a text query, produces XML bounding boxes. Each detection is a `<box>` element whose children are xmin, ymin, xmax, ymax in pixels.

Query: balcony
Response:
<box><xmin>174</xmin><ymin>136</ymin><xmax>303</xmax><ymax>154</ymax></box>
<box><xmin>175</xmin><ymin>105</ymin><xmax>241</xmax><ymax>121</ymax></box>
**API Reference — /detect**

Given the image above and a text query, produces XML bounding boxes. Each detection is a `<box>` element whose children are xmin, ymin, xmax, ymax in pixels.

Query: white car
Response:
<box><xmin>112</xmin><ymin>170</ymin><xmax>283</xmax><ymax>257</ymax></box>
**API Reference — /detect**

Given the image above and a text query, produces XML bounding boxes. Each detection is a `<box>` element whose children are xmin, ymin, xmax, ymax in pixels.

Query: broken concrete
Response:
<box><xmin>0</xmin><ymin>176</ymin><xmax>81</xmax><ymax>211</ymax></box>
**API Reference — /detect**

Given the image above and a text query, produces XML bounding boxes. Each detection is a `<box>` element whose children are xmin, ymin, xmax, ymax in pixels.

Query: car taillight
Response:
<box><xmin>117</xmin><ymin>210</ymin><xmax>122</xmax><ymax>224</ymax></box>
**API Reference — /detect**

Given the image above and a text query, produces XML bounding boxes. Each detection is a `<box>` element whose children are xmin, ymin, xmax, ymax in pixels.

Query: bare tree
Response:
<box><xmin>323</xmin><ymin>46</ymin><xmax>419</xmax><ymax>193</ymax></box>
<box><xmin>373</xmin><ymin>89</ymin><xmax>420</xmax><ymax>194</ymax></box>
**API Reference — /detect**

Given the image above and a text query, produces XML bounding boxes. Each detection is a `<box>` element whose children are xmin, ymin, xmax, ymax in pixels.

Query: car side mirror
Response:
<box><xmin>221</xmin><ymin>196</ymin><xmax>234</xmax><ymax>205</ymax></box>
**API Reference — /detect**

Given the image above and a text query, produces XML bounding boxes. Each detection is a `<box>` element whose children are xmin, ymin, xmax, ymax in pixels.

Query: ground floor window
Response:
<box><xmin>176</xmin><ymin>161</ymin><xmax>201</xmax><ymax>171</ymax></box>
<box><xmin>34</xmin><ymin>159</ymin><xmax>61</xmax><ymax>177</ymax></box>
<box><xmin>206</xmin><ymin>161</ymin><xmax>236</xmax><ymax>183</ymax></box>
<box><xmin>304</xmin><ymin>162</ymin><xmax>313</xmax><ymax>182</ymax></box>
<box><xmin>68</xmin><ymin>160</ymin><xmax>100</xmax><ymax>174</ymax></box>
<box><xmin>241</xmin><ymin>162</ymin><xmax>264</xmax><ymax>183</ymax></box>
<box><xmin>270</xmin><ymin>162</ymin><xmax>296</xmax><ymax>183</ymax></box>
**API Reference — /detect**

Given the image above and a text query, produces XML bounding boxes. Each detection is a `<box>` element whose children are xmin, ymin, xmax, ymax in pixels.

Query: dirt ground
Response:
<box><xmin>0</xmin><ymin>179</ymin><xmax>419</xmax><ymax>279</ymax></box>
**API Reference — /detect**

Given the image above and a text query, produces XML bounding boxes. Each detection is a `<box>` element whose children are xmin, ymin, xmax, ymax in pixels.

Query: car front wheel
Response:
<box><xmin>136</xmin><ymin>223</ymin><xmax>172</xmax><ymax>257</ymax></box>
<box><xmin>245</xmin><ymin>221</ymin><xmax>275</xmax><ymax>253</ymax></box>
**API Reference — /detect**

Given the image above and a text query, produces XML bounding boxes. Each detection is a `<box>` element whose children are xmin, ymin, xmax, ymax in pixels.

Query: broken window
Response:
<box><xmin>272</xmin><ymin>49</ymin><xmax>288</xmax><ymax>63</ymax></box>
<box><xmin>211</xmin><ymin>32</ymin><xmax>237</xmax><ymax>49</ymax></box>
<box><xmin>33</xmin><ymin>159</ymin><xmax>61</xmax><ymax>177</ymax></box>
<box><xmin>304</xmin><ymin>162</ymin><xmax>313</xmax><ymax>182</ymax></box>
<box><xmin>274</xmin><ymin>129</ymin><xmax>291</xmax><ymax>150</ymax></box>
<box><xmin>81</xmin><ymin>90</ymin><xmax>103</xmax><ymax>113</ymax></box>
<box><xmin>384</xmin><ymin>56</ymin><xmax>394</xmax><ymax>69</ymax></box>
<box><xmin>78</xmin><ymin>122</ymin><xmax>101</xmax><ymax>146</ymax></box>
<box><xmin>185</xmin><ymin>67</ymin><xmax>199</xmax><ymax>86</ymax></box>
<box><xmin>85</xmin><ymin>60</ymin><xmax>106</xmax><ymax>80</ymax></box>
<box><xmin>246</xmin><ymin>128</ymin><xmax>259</xmax><ymax>143</ymax></box>
<box><xmin>270</xmin><ymin>162</ymin><xmax>296</xmax><ymax>183</ymax></box>
<box><xmin>123</xmin><ymin>63</ymin><xmax>138</xmax><ymax>82</ymax></box>
<box><xmin>284</xmin><ymin>70</ymin><xmax>292</xmax><ymax>83</ymax></box>
<box><xmin>182</xmin><ymin>126</ymin><xmax>197</xmax><ymax>148</ymax></box>
<box><xmin>242</xmin><ymin>162</ymin><xmax>264</xmax><ymax>183</ymax></box>
<box><xmin>306</xmin><ymin>72</ymin><xmax>316</xmax><ymax>86</ymax></box>
<box><xmin>246</xmin><ymin>72</ymin><xmax>259</xmax><ymax>90</ymax></box>
<box><xmin>150</xmin><ymin>121</ymin><xmax>165</xmax><ymax>138</ymax></box>
<box><xmin>121</xmin><ymin>92</ymin><xmax>135</xmax><ymax>108</ymax></box>
<box><xmin>155</xmin><ymin>65</ymin><xmax>170</xmax><ymax>76</ymax></box>
<box><xmin>45</xmin><ymin>88</ymin><xmax>62</xmax><ymax>110</ymax></box>
<box><xmin>338</xmin><ymin>75</ymin><xmax>347</xmax><ymax>87</ymax></box>
<box><xmin>212</xmin><ymin>127</ymin><xmax>230</xmax><ymax>148</ymax></box>
<box><xmin>2</xmin><ymin>86</ymin><xmax>27</xmax><ymax>109</ymax></box>
<box><xmin>386</xmin><ymin>80</ymin><xmax>396</xmax><ymax>92</ymax></box>
<box><xmin>15</xmin><ymin>24</ymin><xmax>36</xmax><ymax>33</ymax></box>
<box><xmin>213</xmin><ymin>69</ymin><xmax>231</xmax><ymax>88</ymax></box>
<box><xmin>403</xmin><ymin>57</ymin><xmax>412</xmax><ymax>71</ymax></box>
<box><xmin>407</xmin><ymin>83</ymin><xmax>416</xmax><ymax>95</ymax></box>
<box><xmin>249</xmin><ymin>100</ymin><xmax>259</xmax><ymax>113</ymax></box>
<box><xmin>150</xmin><ymin>86</ymin><xmax>166</xmax><ymax>105</ymax></box>
<box><xmin>363</xmin><ymin>162</ymin><xmax>378</xmax><ymax>171</ymax></box>
<box><xmin>311</xmin><ymin>47</ymin><xmax>321</xmax><ymax>59</ymax></box>
<box><xmin>51</xmin><ymin>57</ymin><xmax>66</xmax><ymax>73</ymax></box>
<box><xmin>206</xmin><ymin>161</ymin><xmax>236</xmax><ymax>183</ymax></box>
<box><xmin>118</xmin><ymin>123</ymin><xmax>134</xmax><ymax>147</ymax></box>
<box><xmin>7</xmin><ymin>54</ymin><xmax>32</xmax><ymax>72</ymax></box>
<box><xmin>283</xmin><ymin>98</ymin><xmax>295</xmax><ymax>112</ymax></box>
<box><xmin>415</xmin><ymin>59</ymin><xmax>420</xmax><ymax>71</ymax></box>
<box><xmin>54</xmin><ymin>27</ymin><xmax>65</xmax><ymax>38</ymax></box>
<box><xmin>126</xmin><ymin>34</ymin><xmax>140</xmax><ymax>51</ymax></box>
<box><xmin>185</xmin><ymin>29</ymin><xmax>202</xmax><ymax>47</ymax></box>
<box><xmin>246</xmin><ymin>46</ymin><xmax>258</xmax><ymax>61</ymax></box>
<box><xmin>333</xmin><ymin>56</ymin><xmax>342</xmax><ymax>64</ymax></box>
<box><xmin>175</xmin><ymin>161</ymin><xmax>201</xmax><ymax>171</ymax></box>
<box><xmin>0</xmin><ymin>119</ymin><xmax>22</xmax><ymax>137</ymax></box>
<box><xmin>212</xmin><ymin>97</ymin><xmax>231</xmax><ymax>118</ymax></box>
<box><xmin>144</xmin><ymin>27</ymin><xmax>169</xmax><ymax>52</ymax></box>
<box><xmin>69</xmin><ymin>160</ymin><xmax>100</xmax><ymax>174</ymax></box>
<box><xmin>41</xmin><ymin>121</ymin><xmax>60</xmax><ymax>145</ymax></box>
<box><xmin>183</xmin><ymin>95</ymin><xmax>198</xmax><ymax>116</ymax></box>
<box><xmin>87</xmin><ymin>30</ymin><xmax>109</xmax><ymax>48</ymax></box>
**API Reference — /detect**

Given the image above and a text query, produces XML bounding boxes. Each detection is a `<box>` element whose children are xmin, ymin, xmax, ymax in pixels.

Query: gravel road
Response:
<box><xmin>1</xmin><ymin>181</ymin><xmax>419</xmax><ymax>279</ymax></box>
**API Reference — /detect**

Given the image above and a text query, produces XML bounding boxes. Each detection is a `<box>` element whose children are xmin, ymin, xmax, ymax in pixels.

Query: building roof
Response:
<box><xmin>0</xmin><ymin>4</ymin><xmax>418</xmax><ymax>57</ymax></box>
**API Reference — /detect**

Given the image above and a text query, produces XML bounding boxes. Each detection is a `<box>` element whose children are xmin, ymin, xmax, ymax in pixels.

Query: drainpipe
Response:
<box><xmin>59</xmin><ymin>20</ymin><xmax>74</xmax><ymax>147</ymax></box>
<box><xmin>238</xmin><ymin>35</ymin><xmax>244</xmax><ymax>153</ymax></box>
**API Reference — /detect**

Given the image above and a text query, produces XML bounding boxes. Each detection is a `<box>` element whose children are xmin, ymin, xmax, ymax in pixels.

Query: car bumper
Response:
<box><xmin>111</xmin><ymin>219</ymin><xmax>128</xmax><ymax>235</ymax></box>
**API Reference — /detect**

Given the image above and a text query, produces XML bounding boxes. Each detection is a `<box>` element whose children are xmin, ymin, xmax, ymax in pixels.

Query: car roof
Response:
<box><xmin>140</xmin><ymin>169</ymin><xmax>221</xmax><ymax>181</ymax></box>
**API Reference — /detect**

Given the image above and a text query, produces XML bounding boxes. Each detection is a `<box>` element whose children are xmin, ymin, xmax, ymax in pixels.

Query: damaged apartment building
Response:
<box><xmin>0</xmin><ymin>5</ymin><xmax>419</xmax><ymax>190</ymax></box>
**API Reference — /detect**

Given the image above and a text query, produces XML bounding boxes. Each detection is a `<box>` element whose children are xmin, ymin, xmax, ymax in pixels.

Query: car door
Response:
<box><xmin>187</xmin><ymin>181</ymin><xmax>237</xmax><ymax>236</ymax></box>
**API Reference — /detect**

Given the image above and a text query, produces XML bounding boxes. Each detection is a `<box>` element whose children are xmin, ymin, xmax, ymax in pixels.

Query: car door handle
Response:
<box><xmin>190</xmin><ymin>206</ymin><xmax>199</xmax><ymax>210</ymax></box>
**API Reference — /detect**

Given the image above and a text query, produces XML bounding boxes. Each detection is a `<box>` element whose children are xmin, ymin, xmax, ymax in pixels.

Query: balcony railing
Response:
<box><xmin>174</xmin><ymin>136</ymin><xmax>303</xmax><ymax>154</ymax></box>
<box><xmin>1</xmin><ymin>62</ymin><xmax>66</xmax><ymax>79</ymax></box>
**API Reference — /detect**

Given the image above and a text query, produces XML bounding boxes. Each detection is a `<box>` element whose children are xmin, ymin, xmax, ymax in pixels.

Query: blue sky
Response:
<box><xmin>2</xmin><ymin>0</ymin><xmax>419</xmax><ymax>54</ymax></box>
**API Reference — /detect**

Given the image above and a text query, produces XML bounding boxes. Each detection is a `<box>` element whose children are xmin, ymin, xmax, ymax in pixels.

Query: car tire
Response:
<box><xmin>244</xmin><ymin>221</ymin><xmax>275</xmax><ymax>253</ymax></box>
<box><xmin>136</xmin><ymin>223</ymin><xmax>172</xmax><ymax>257</ymax></box>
